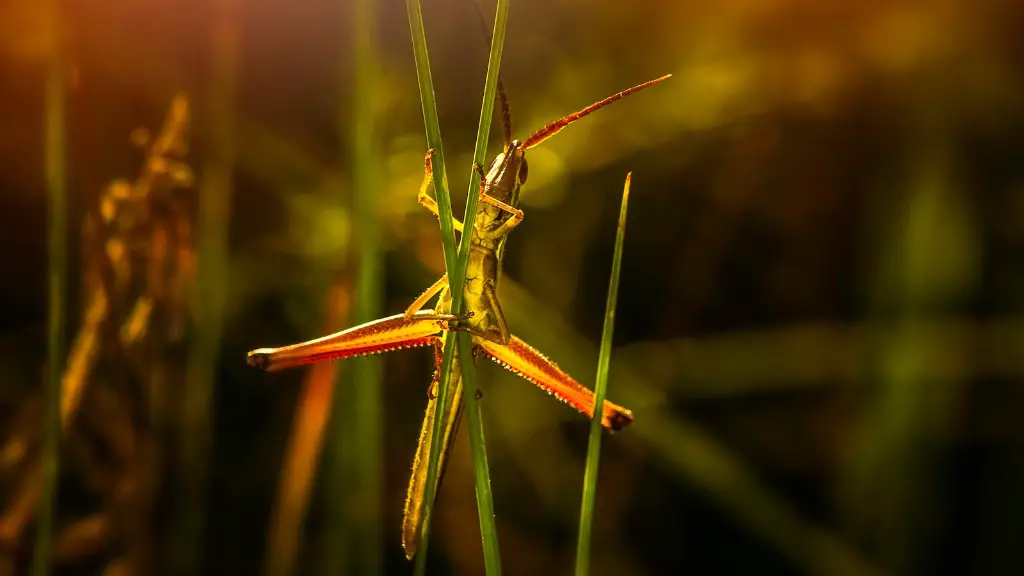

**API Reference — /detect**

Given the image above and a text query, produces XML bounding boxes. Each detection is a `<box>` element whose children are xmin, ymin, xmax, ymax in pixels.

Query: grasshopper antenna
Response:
<box><xmin>471</xmin><ymin>0</ymin><xmax>513</xmax><ymax>146</ymax></box>
<box><xmin>522</xmin><ymin>74</ymin><xmax>672</xmax><ymax>150</ymax></box>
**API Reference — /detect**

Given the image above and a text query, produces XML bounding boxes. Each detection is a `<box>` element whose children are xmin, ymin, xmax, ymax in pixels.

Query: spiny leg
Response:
<box><xmin>246</xmin><ymin>312</ymin><xmax>455</xmax><ymax>372</ymax></box>
<box><xmin>404</xmin><ymin>274</ymin><xmax>449</xmax><ymax>319</ymax></box>
<box><xmin>475</xmin><ymin>335</ymin><xmax>634</xmax><ymax>431</ymax></box>
<box><xmin>419</xmin><ymin>149</ymin><xmax>464</xmax><ymax>232</ymax></box>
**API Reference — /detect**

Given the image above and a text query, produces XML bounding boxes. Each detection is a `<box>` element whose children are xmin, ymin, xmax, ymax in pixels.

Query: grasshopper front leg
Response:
<box><xmin>418</xmin><ymin>150</ymin><xmax>464</xmax><ymax>233</ymax></box>
<box><xmin>472</xmin><ymin>161</ymin><xmax>524</xmax><ymax>236</ymax></box>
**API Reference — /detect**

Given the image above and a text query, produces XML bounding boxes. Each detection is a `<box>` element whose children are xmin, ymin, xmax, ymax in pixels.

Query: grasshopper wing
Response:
<box><xmin>401</xmin><ymin>335</ymin><xmax>466</xmax><ymax>559</ymax></box>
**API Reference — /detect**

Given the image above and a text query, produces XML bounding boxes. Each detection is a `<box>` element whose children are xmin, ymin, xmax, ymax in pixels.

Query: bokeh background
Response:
<box><xmin>2</xmin><ymin>0</ymin><xmax>1024</xmax><ymax>574</ymax></box>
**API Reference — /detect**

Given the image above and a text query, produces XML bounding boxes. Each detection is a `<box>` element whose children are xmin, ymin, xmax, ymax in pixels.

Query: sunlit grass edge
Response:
<box><xmin>574</xmin><ymin>173</ymin><xmax>631</xmax><ymax>576</ymax></box>
<box><xmin>405</xmin><ymin>0</ymin><xmax>510</xmax><ymax>574</ymax></box>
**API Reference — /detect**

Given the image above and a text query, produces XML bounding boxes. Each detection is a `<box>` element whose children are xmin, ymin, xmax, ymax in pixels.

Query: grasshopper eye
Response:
<box><xmin>518</xmin><ymin>158</ymin><xmax>529</xmax><ymax>185</ymax></box>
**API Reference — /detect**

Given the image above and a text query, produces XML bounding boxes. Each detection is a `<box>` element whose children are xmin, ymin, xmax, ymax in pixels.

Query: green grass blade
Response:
<box><xmin>574</xmin><ymin>173</ymin><xmax>631</xmax><ymax>576</ymax></box>
<box><xmin>403</xmin><ymin>1</ymin><xmax>459</xmax><ymax>571</ymax></box>
<box><xmin>458</xmin><ymin>330</ymin><xmax>501</xmax><ymax>573</ymax></box>
<box><xmin>323</xmin><ymin>0</ymin><xmax>385</xmax><ymax>571</ymax></box>
<box><xmin>451</xmin><ymin>1</ymin><xmax>510</xmax><ymax>574</ymax></box>
<box><xmin>346</xmin><ymin>0</ymin><xmax>386</xmax><ymax>558</ymax></box>
<box><xmin>456</xmin><ymin>0</ymin><xmax>509</xmax><ymax>245</ymax></box>
<box><xmin>178</xmin><ymin>0</ymin><xmax>238</xmax><ymax>572</ymax></box>
<box><xmin>404</xmin><ymin>0</ymin><xmax>457</xmax><ymax>270</ymax></box>
<box><xmin>405</xmin><ymin>0</ymin><xmax>509</xmax><ymax>573</ymax></box>
<box><xmin>32</xmin><ymin>0</ymin><xmax>68</xmax><ymax>573</ymax></box>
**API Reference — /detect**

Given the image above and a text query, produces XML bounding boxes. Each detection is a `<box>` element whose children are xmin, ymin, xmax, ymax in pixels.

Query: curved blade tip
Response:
<box><xmin>246</xmin><ymin>349</ymin><xmax>274</xmax><ymax>371</ymax></box>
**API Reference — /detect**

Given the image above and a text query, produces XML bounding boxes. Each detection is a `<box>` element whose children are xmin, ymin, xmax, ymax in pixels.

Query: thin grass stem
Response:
<box><xmin>32</xmin><ymin>0</ymin><xmax>68</xmax><ymax>572</ymax></box>
<box><xmin>325</xmin><ymin>0</ymin><xmax>385</xmax><ymax>570</ymax></box>
<box><xmin>451</xmin><ymin>1</ymin><xmax>512</xmax><ymax>573</ymax></box>
<box><xmin>177</xmin><ymin>0</ymin><xmax>237</xmax><ymax>572</ymax></box>
<box><xmin>403</xmin><ymin>1</ymin><xmax>458</xmax><ymax>571</ymax></box>
<box><xmin>404</xmin><ymin>0</ymin><xmax>510</xmax><ymax>573</ymax></box>
<box><xmin>574</xmin><ymin>173</ymin><xmax>631</xmax><ymax>576</ymax></box>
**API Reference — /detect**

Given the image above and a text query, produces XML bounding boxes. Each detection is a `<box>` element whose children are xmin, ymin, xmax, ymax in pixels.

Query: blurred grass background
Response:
<box><xmin>2</xmin><ymin>0</ymin><xmax>1024</xmax><ymax>574</ymax></box>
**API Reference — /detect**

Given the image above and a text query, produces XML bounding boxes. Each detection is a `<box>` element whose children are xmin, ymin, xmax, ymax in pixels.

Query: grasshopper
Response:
<box><xmin>247</xmin><ymin>73</ymin><xmax>669</xmax><ymax>558</ymax></box>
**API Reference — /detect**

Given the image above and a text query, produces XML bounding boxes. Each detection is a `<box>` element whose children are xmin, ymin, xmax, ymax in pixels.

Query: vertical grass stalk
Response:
<box><xmin>452</xmin><ymin>1</ymin><xmax>511</xmax><ymax>572</ymax></box>
<box><xmin>404</xmin><ymin>0</ymin><xmax>456</xmax><ymax>268</ymax></box>
<box><xmin>455</xmin><ymin>333</ymin><xmax>501</xmax><ymax>570</ymax></box>
<box><xmin>404</xmin><ymin>0</ymin><xmax>510</xmax><ymax>573</ymax></box>
<box><xmin>574</xmin><ymin>173</ymin><xmax>631</xmax><ymax>576</ymax></box>
<box><xmin>178</xmin><ymin>0</ymin><xmax>237</xmax><ymax>572</ymax></box>
<box><xmin>403</xmin><ymin>1</ymin><xmax>457</xmax><ymax>570</ymax></box>
<box><xmin>32</xmin><ymin>0</ymin><xmax>67</xmax><ymax>573</ymax></box>
<box><xmin>324</xmin><ymin>0</ymin><xmax>385</xmax><ymax>571</ymax></box>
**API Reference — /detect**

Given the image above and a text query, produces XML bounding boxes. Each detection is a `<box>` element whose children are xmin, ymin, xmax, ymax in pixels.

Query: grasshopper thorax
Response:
<box><xmin>482</xmin><ymin>139</ymin><xmax>528</xmax><ymax>211</ymax></box>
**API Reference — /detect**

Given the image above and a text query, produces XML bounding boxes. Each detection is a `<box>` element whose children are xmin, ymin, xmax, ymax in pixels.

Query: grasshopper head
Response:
<box><xmin>484</xmin><ymin>139</ymin><xmax>528</xmax><ymax>210</ymax></box>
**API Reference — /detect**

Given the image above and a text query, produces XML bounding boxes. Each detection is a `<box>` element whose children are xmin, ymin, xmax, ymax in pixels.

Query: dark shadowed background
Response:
<box><xmin>2</xmin><ymin>0</ymin><xmax>1024</xmax><ymax>574</ymax></box>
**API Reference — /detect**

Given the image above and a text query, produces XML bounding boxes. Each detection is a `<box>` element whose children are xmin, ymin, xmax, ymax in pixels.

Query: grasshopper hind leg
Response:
<box><xmin>483</xmin><ymin>284</ymin><xmax>511</xmax><ymax>345</ymax></box>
